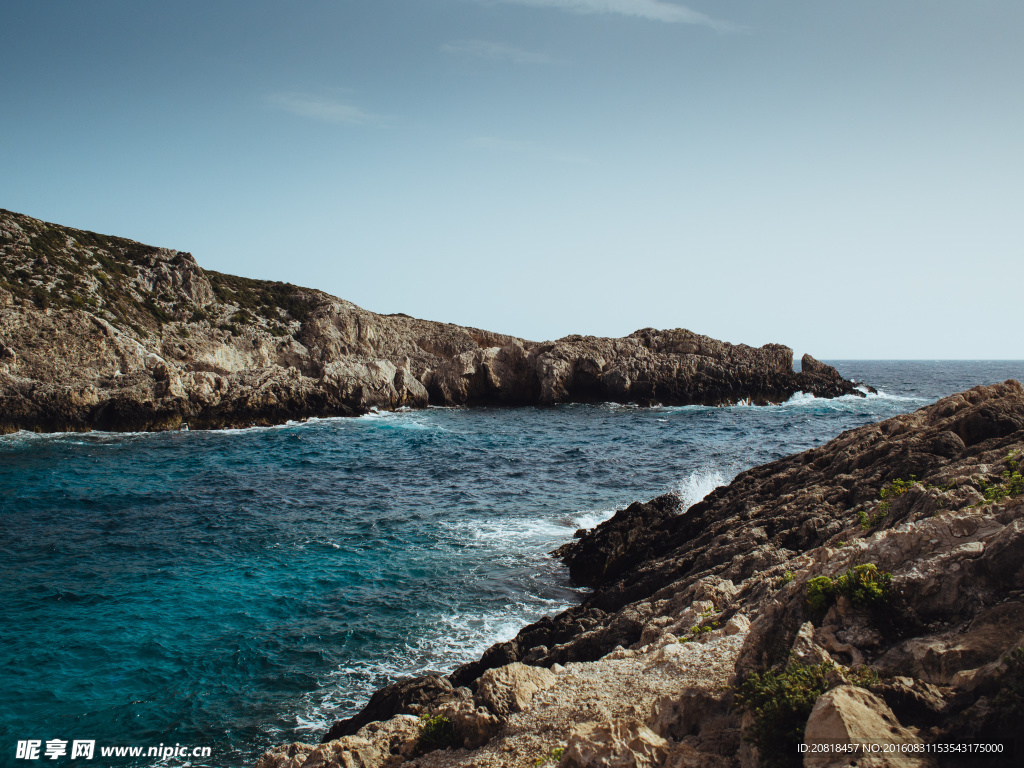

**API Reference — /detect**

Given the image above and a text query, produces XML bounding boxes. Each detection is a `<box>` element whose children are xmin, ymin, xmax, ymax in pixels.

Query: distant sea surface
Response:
<box><xmin>1</xmin><ymin>361</ymin><xmax>1021</xmax><ymax>766</ymax></box>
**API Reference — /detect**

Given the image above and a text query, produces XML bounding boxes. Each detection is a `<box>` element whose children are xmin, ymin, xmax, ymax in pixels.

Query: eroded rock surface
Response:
<box><xmin>1</xmin><ymin>209</ymin><xmax>866</xmax><ymax>432</ymax></box>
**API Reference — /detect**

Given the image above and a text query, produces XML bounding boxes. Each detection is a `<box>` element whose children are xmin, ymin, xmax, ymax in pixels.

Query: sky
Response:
<box><xmin>1</xmin><ymin>0</ymin><xmax>1022</xmax><ymax>359</ymax></box>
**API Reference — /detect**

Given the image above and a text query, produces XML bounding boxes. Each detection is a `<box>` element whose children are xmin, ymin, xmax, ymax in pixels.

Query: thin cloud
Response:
<box><xmin>441</xmin><ymin>40</ymin><xmax>560</xmax><ymax>64</ymax></box>
<box><xmin>493</xmin><ymin>0</ymin><xmax>734</xmax><ymax>30</ymax></box>
<box><xmin>470</xmin><ymin>135</ymin><xmax>590</xmax><ymax>165</ymax></box>
<box><xmin>266</xmin><ymin>92</ymin><xmax>385</xmax><ymax>125</ymax></box>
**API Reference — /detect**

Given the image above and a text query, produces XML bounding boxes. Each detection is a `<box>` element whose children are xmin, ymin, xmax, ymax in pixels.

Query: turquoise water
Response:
<box><xmin>1</xmin><ymin>361</ymin><xmax>1021</xmax><ymax>766</ymax></box>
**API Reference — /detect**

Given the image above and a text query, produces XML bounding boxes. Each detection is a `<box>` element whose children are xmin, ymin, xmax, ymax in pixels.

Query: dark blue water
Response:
<box><xmin>1</xmin><ymin>361</ymin><xmax>1021</xmax><ymax>766</ymax></box>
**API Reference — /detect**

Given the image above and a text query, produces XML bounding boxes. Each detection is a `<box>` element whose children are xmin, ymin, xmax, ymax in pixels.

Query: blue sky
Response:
<box><xmin>2</xmin><ymin>1</ymin><xmax>1022</xmax><ymax>358</ymax></box>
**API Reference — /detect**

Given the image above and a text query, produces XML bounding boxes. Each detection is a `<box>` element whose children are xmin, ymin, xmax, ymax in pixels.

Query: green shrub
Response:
<box><xmin>533</xmin><ymin>746</ymin><xmax>565</xmax><ymax>766</ymax></box>
<box><xmin>806</xmin><ymin>564</ymin><xmax>892</xmax><ymax>618</ymax></box>
<box><xmin>417</xmin><ymin>713</ymin><xmax>457</xmax><ymax>752</ymax></box>
<box><xmin>880</xmin><ymin>477</ymin><xmax>917</xmax><ymax>500</ymax></box>
<box><xmin>733</xmin><ymin>662</ymin><xmax>832</xmax><ymax>768</ymax></box>
<box><xmin>856</xmin><ymin>508</ymin><xmax>888</xmax><ymax>531</ymax></box>
<box><xmin>733</xmin><ymin>661</ymin><xmax>882</xmax><ymax>768</ymax></box>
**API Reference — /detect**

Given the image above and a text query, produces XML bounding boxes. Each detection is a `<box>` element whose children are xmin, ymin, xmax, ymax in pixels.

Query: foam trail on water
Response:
<box><xmin>572</xmin><ymin>508</ymin><xmax>617</xmax><ymax>530</ymax></box>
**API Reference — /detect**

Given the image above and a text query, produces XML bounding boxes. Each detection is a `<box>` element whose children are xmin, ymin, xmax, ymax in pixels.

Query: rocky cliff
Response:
<box><xmin>259</xmin><ymin>381</ymin><xmax>1024</xmax><ymax>768</ymax></box>
<box><xmin>0</xmin><ymin>209</ymin><xmax>866</xmax><ymax>433</ymax></box>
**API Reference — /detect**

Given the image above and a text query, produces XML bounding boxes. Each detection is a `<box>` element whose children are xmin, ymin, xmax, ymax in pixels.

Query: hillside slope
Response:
<box><xmin>0</xmin><ymin>209</ymin><xmax>866</xmax><ymax>432</ymax></box>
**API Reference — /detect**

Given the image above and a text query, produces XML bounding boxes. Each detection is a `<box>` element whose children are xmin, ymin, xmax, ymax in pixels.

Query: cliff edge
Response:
<box><xmin>0</xmin><ymin>209</ymin><xmax>866</xmax><ymax>433</ymax></box>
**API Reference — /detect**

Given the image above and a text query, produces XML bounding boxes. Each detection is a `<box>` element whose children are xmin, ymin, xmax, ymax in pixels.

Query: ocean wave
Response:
<box><xmin>290</xmin><ymin>598</ymin><xmax>573</xmax><ymax>738</ymax></box>
<box><xmin>355</xmin><ymin>409</ymin><xmax>446</xmax><ymax>432</ymax></box>
<box><xmin>571</xmin><ymin>508</ymin><xmax>617</xmax><ymax>531</ymax></box>
<box><xmin>676</xmin><ymin>467</ymin><xmax>727</xmax><ymax>510</ymax></box>
<box><xmin>781</xmin><ymin>389</ymin><xmax>930</xmax><ymax>407</ymax></box>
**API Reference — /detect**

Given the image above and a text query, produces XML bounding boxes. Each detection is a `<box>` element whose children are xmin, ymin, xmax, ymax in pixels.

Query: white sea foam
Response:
<box><xmin>781</xmin><ymin>389</ymin><xmax>929</xmax><ymax>407</ymax></box>
<box><xmin>291</xmin><ymin>597</ymin><xmax>574</xmax><ymax>736</ymax></box>
<box><xmin>676</xmin><ymin>467</ymin><xmax>727</xmax><ymax>510</ymax></box>
<box><xmin>572</xmin><ymin>508</ymin><xmax>617</xmax><ymax>530</ymax></box>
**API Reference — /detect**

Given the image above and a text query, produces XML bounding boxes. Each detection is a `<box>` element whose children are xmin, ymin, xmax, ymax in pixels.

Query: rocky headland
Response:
<box><xmin>0</xmin><ymin>209</ymin><xmax>867</xmax><ymax>433</ymax></box>
<box><xmin>259</xmin><ymin>381</ymin><xmax>1024</xmax><ymax>768</ymax></box>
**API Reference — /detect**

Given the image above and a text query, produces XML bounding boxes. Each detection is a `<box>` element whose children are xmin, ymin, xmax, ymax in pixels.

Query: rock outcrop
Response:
<box><xmin>0</xmin><ymin>209</ymin><xmax>867</xmax><ymax>433</ymax></box>
<box><xmin>263</xmin><ymin>381</ymin><xmax>1024</xmax><ymax>768</ymax></box>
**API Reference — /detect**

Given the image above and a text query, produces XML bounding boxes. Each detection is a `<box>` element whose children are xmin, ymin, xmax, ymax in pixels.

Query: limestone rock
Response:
<box><xmin>803</xmin><ymin>686</ymin><xmax>933</xmax><ymax>768</ymax></box>
<box><xmin>790</xmin><ymin>622</ymin><xmax>835</xmax><ymax>666</ymax></box>
<box><xmin>475</xmin><ymin>662</ymin><xmax>557</xmax><ymax>717</ymax></box>
<box><xmin>561</xmin><ymin>719</ymin><xmax>669</xmax><ymax>768</ymax></box>
<box><xmin>874</xmin><ymin>601</ymin><xmax>1024</xmax><ymax>685</ymax></box>
<box><xmin>663</xmin><ymin>742</ymin><xmax>735</xmax><ymax>768</ymax></box>
<box><xmin>648</xmin><ymin>688</ymin><xmax>727</xmax><ymax>741</ymax></box>
<box><xmin>723</xmin><ymin>614</ymin><xmax>750</xmax><ymax>636</ymax></box>
<box><xmin>255</xmin><ymin>743</ymin><xmax>318</xmax><ymax>768</ymax></box>
<box><xmin>435</xmin><ymin>698</ymin><xmax>503</xmax><ymax>750</ymax></box>
<box><xmin>257</xmin><ymin>716</ymin><xmax>420</xmax><ymax>768</ymax></box>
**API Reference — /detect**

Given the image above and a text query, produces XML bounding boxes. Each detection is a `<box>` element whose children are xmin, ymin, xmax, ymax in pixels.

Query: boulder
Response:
<box><xmin>433</xmin><ymin>698</ymin><xmax>503</xmax><ymax>750</ymax></box>
<box><xmin>561</xmin><ymin>719</ymin><xmax>669</xmax><ymax>768</ymax></box>
<box><xmin>474</xmin><ymin>662</ymin><xmax>557</xmax><ymax>717</ymax></box>
<box><xmin>803</xmin><ymin>685</ymin><xmax>933</xmax><ymax>768</ymax></box>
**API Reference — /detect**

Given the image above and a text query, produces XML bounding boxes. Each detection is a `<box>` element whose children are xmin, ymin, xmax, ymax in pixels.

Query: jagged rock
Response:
<box><xmin>561</xmin><ymin>718</ymin><xmax>669</xmax><ymax>768</ymax></box>
<box><xmin>434</xmin><ymin>698</ymin><xmax>503</xmax><ymax>750</ymax></box>
<box><xmin>260</xmin><ymin>717</ymin><xmax>421</xmax><ymax>768</ymax></box>
<box><xmin>803</xmin><ymin>685</ymin><xmax>933</xmax><ymax>768</ymax></box>
<box><xmin>255</xmin><ymin>743</ymin><xmax>318</xmax><ymax>768</ymax></box>
<box><xmin>474</xmin><ymin>662</ymin><xmax>557</xmax><ymax>717</ymax></box>
<box><xmin>552</xmin><ymin>495</ymin><xmax>683</xmax><ymax>588</ymax></box>
<box><xmin>790</xmin><ymin>622</ymin><xmax>835</xmax><ymax>666</ymax></box>
<box><xmin>322</xmin><ymin>675</ymin><xmax>463</xmax><ymax>742</ymax></box>
<box><xmin>663</xmin><ymin>742</ymin><xmax>735</xmax><ymax>768</ymax></box>
<box><xmin>648</xmin><ymin>688</ymin><xmax>729</xmax><ymax>741</ymax></box>
<box><xmin>873</xmin><ymin>677</ymin><xmax>950</xmax><ymax>730</ymax></box>
<box><xmin>723</xmin><ymin>615</ymin><xmax>750</xmax><ymax>636</ymax></box>
<box><xmin>874</xmin><ymin>601</ymin><xmax>1024</xmax><ymax>685</ymax></box>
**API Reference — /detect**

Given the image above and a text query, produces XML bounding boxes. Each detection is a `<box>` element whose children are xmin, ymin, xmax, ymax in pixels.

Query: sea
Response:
<box><xmin>1</xmin><ymin>361</ymin><xmax>1021</xmax><ymax>767</ymax></box>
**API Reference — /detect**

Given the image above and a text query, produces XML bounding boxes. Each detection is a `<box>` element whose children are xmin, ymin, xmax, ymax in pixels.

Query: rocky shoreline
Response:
<box><xmin>260</xmin><ymin>381</ymin><xmax>1024</xmax><ymax>768</ymax></box>
<box><xmin>1</xmin><ymin>209</ymin><xmax>868</xmax><ymax>433</ymax></box>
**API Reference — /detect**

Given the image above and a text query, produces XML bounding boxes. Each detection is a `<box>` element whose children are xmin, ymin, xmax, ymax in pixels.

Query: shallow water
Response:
<box><xmin>1</xmin><ymin>360</ymin><xmax>1020</xmax><ymax>766</ymax></box>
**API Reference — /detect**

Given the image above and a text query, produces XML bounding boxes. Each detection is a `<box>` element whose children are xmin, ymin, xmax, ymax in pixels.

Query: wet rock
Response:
<box><xmin>322</xmin><ymin>675</ymin><xmax>462</xmax><ymax>742</ymax></box>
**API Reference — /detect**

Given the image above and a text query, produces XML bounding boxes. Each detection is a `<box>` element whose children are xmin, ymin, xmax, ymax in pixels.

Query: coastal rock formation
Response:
<box><xmin>0</xmin><ymin>209</ymin><xmax>867</xmax><ymax>432</ymax></box>
<box><xmin>266</xmin><ymin>381</ymin><xmax>1024</xmax><ymax>768</ymax></box>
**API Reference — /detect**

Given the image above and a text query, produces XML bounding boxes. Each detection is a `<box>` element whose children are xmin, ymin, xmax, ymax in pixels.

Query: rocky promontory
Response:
<box><xmin>0</xmin><ymin>209</ymin><xmax>867</xmax><ymax>433</ymax></box>
<box><xmin>260</xmin><ymin>381</ymin><xmax>1024</xmax><ymax>768</ymax></box>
